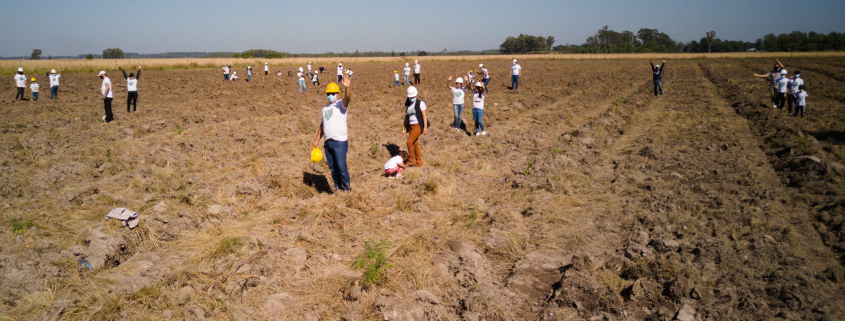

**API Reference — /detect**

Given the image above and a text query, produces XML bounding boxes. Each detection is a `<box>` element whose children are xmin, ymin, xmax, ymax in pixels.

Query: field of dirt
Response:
<box><xmin>1</xmin><ymin>58</ymin><xmax>844</xmax><ymax>320</ymax></box>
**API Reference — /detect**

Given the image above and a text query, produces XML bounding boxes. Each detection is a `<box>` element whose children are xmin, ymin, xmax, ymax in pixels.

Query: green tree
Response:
<box><xmin>30</xmin><ymin>49</ymin><xmax>42</xmax><ymax>60</ymax></box>
<box><xmin>85</xmin><ymin>54</ymin><xmax>94</xmax><ymax>60</ymax></box>
<box><xmin>704</xmin><ymin>31</ymin><xmax>716</xmax><ymax>53</ymax></box>
<box><xmin>102</xmin><ymin>48</ymin><xmax>124</xmax><ymax>59</ymax></box>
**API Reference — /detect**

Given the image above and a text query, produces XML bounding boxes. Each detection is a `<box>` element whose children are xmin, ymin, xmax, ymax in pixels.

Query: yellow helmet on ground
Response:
<box><xmin>311</xmin><ymin>148</ymin><xmax>323</xmax><ymax>163</ymax></box>
<box><xmin>326</xmin><ymin>82</ymin><xmax>340</xmax><ymax>93</ymax></box>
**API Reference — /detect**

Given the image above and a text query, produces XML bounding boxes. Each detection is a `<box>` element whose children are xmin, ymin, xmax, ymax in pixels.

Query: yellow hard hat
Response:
<box><xmin>31</xmin><ymin>78</ymin><xmax>36</xmax><ymax>82</ymax></box>
<box><xmin>311</xmin><ymin>147</ymin><xmax>323</xmax><ymax>163</ymax></box>
<box><xmin>394</xmin><ymin>70</ymin><xmax>397</xmax><ymax>73</ymax></box>
<box><xmin>326</xmin><ymin>82</ymin><xmax>340</xmax><ymax>93</ymax></box>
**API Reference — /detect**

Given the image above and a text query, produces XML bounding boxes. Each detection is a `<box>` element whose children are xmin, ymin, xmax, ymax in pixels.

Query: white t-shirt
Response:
<box><xmin>307</xmin><ymin>63</ymin><xmax>312</xmax><ymax>71</ymax></box>
<box><xmin>101</xmin><ymin>77</ymin><xmax>113</xmax><ymax>98</ymax></box>
<box><xmin>337</xmin><ymin>66</ymin><xmax>343</xmax><ymax>75</ymax></box>
<box><xmin>403</xmin><ymin>67</ymin><xmax>410</xmax><ymax>76</ymax></box>
<box><xmin>405</xmin><ymin>100</ymin><xmax>427</xmax><ymax>125</ymax></box>
<box><xmin>512</xmin><ymin>64</ymin><xmax>521</xmax><ymax>75</ymax></box>
<box><xmin>384</xmin><ymin>155</ymin><xmax>404</xmax><ymax>170</ymax></box>
<box><xmin>788</xmin><ymin>77</ymin><xmax>803</xmax><ymax>95</ymax></box>
<box><xmin>30</xmin><ymin>83</ymin><xmax>39</xmax><ymax>92</ymax></box>
<box><xmin>247</xmin><ymin>68</ymin><xmax>252</xmax><ymax>76</ymax></box>
<box><xmin>321</xmin><ymin>99</ymin><xmax>348</xmax><ymax>141</ymax></box>
<box><xmin>796</xmin><ymin>91</ymin><xmax>808</xmax><ymax>106</ymax></box>
<box><xmin>312</xmin><ymin>73</ymin><xmax>318</xmax><ymax>82</ymax></box>
<box><xmin>127</xmin><ymin>78</ymin><xmax>138</xmax><ymax>91</ymax></box>
<box><xmin>776</xmin><ymin>77</ymin><xmax>789</xmax><ymax>93</ymax></box>
<box><xmin>49</xmin><ymin>74</ymin><xmax>61</xmax><ymax>87</ymax></box>
<box><xmin>394</xmin><ymin>73</ymin><xmax>399</xmax><ymax>81</ymax></box>
<box><xmin>223</xmin><ymin>66</ymin><xmax>229</xmax><ymax>75</ymax></box>
<box><xmin>297</xmin><ymin>72</ymin><xmax>304</xmax><ymax>80</ymax></box>
<box><xmin>414</xmin><ymin>63</ymin><xmax>420</xmax><ymax>74</ymax></box>
<box><xmin>482</xmin><ymin>68</ymin><xmax>490</xmax><ymax>79</ymax></box>
<box><xmin>14</xmin><ymin>74</ymin><xmax>26</xmax><ymax>87</ymax></box>
<box><xmin>472</xmin><ymin>92</ymin><xmax>485</xmax><ymax>109</ymax></box>
<box><xmin>347</xmin><ymin>70</ymin><xmax>353</xmax><ymax>77</ymax></box>
<box><xmin>451</xmin><ymin>87</ymin><xmax>465</xmax><ymax>105</ymax></box>
<box><xmin>264</xmin><ymin>64</ymin><xmax>269</xmax><ymax>72</ymax></box>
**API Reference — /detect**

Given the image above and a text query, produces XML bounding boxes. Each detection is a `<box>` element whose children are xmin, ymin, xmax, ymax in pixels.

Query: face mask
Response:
<box><xmin>409</xmin><ymin>97</ymin><xmax>417</xmax><ymax>103</ymax></box>
<box><xmin>327</xmin><ymin>94</ymin><xmax>337</xmax><ymax>103</ymax></box>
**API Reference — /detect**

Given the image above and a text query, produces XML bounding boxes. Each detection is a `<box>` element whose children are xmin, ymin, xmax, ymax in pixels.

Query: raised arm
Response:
<box><xmin>120</xmin><ymin>67</ymin><xmax>128</xmax><ymax>80</ymax></box>
<box><xmin>776</xmin><ymin>59</ymin><xmax>785</xmax><ymax>70</ymax></box>
<box><xmin>136</xmin><ymin>66</ymin><xmax>142</xmax><ymax>80</ymax></box>
<box><xmin>650</xmin><ymin>60</ymin><xmax>654</xmax><ymax>69</ymax></box>
<box><xmin>446</xmin><ymin>76</ymin><xmax>453</xmax><ymax>90</ymax></box>
<box><xmin>660</xmin><ymin>59</ymin><xmax>666</xmax><ymax>71</ymax></box>
<box><xmin>341</xmin><ymin>74</ymin><xmax>352</xmax><ymax>108</ymax></box>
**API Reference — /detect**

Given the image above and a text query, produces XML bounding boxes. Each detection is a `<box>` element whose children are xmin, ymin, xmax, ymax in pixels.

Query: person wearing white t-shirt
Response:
<box><xmin>46</xmin><ymin>69</ymin><xmax>62</xmax><ymax>99</ymax></box>
<box><xmin>471</xmin><ymin>81</ymin><xmax>487</xmax><ymax>136</ymax></box>
<box><xmin>393</xmin><ymin>70</ymin><xmax>400</xmax><ymax>87</ymax></box>
<box><xmin>222</xmin><ymin>65</ymin><xmax>230</xmax><ymax>81</ymax></box>
<box><xmin>231</xmin><ymin>71</ymin><xmax>239</xmax><ymax>81</ymax></box>
<box><xmin>336</xmin><ymin>63</ymin><xmax>344</xmax><ymax>83</ymax></box>
<box><xmin>98</xmin><ymin>71</ymin><xmax>114</xmax><ymax>123</ymax></box>
<box><xmin>774</xmin><ymin>69</ymin><xmax>789</xmax><ymax>112</ymax></box>
<box><xmin>402</xmin><ymin>86</ymin><xmax>428</xmax><ymax>167</ymax></box>
<box><xmin>447</xmin><ymin>75</ymin><xmax>468</xmax><ymax>130</ymax></box>
<box><xmin>383</xmin><ymin>149</ymin><xmax>408</xmax><ymax>178</ymax></box>
<box><xmin>119</xmin><ymin>65</ymin><xmax>142</xmax><ymax>112</ymax></box>
<box><xmin>511</xmin><ymin>59</ymin><xmax>522</xmax><ymax>90</ymax></box>
<box><xmin>413</xmin><ymin>60</ymin><xmax>421</xmax><ymax>84</ymax></box>
<box><xmin>247</xmin><ymin>66</ymin><xmax>253</xmax><ymax>82</ymax></box>
<box><xmin>754</xmin><ymin>59</ymin><xmax>785</xmax><ymax>108</ymax></box>
<box><xmin>297</xmin><ymin>70</ymin><xmax>306</xmax><ymax>93</ymax></box>
<box><xmin>311</xmin><ymin>76</ymin><xmax>353</xmax><ymax>191</ymax></box>
<box><xmin>307</xmin><ymin>62</ymin><xmax>312</xmax><ymax>75</ymax></box>
<box><xmin>786</xmin><ymin>71</ymin><xmax>804</xmax><ymax>117</ymax></box>
<box><xmin>264</xmin><ymin>62</ymin><xmax>269</xmax><ymax>76</ymax></box>
<box><xmin>29</xmin><ymin>78</ymin><xmax>39</xmax><ymax>101</ymax></box>
<box><xmin>14</xmin><ymin>68</ymin><xmax>27</xmax><ymax>101</ymax></box>
<box><xmin>312</xmin><ymin>70</ymin><xmax>320</xmax><ymax>86</ymax></box>
<box><xmin>403</xmin><ymin>63</ymin><xmax>411</xmax><ymax>86</ymax></box>
<box><xmin>480</xmin><ymin>64</ymin><xmax>490</xmax><ymax>93</ymax></box>
<box><xmin>795</xmin><ymin>85</ymin><xmax>808</xmax><ymax>118</ymax></box>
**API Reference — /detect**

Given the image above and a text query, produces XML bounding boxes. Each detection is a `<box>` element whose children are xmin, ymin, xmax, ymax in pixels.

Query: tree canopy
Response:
<box><xmin>102</xmin><ymin>48</ymin><xmax>124</xmax><ymax>59</ymax></box>
<box><xmin>500</xmin><ymin>34</ymin><xmax>555</xmax><ymax>54</ymax></box>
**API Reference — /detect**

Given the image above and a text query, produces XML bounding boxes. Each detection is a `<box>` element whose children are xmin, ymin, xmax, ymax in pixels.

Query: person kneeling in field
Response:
<box><xmin>384</xmin><ymin>149</ymin><xmax>408</xmax><ymax>179</ymax></box>
<box><xmin>311</xmin><ymin>75</ymin><xmax>353</xmax><ymax>191</ymax></box>
<box><xmin>231</xmin><ymin>71</ymin><xmax>240</xmax><ymax>81</ymax></box>
<box><xmin>119</xmin><ymin>65</ymin><xmax>141</xmax><ymax>112</ymax></box>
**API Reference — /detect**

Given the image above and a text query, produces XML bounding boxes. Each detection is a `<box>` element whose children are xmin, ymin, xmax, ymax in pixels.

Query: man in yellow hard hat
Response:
<box><xmin>311</xmin><ymin>74</ymin><xmax>353</xmax><ymax>191</ymax></box>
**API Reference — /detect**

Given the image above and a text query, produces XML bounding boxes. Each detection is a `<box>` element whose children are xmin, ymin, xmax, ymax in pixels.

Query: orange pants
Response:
<box><xmin>406</xmin><ymin>124</ymin><xmax>422</xmax><ymax>166</ymax></box>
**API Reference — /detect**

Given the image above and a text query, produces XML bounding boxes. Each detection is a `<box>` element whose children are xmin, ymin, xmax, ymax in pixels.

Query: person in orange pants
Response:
<box><xmin>402</xmin><ymin>86</ymin><xmax>428</xmax><ymax>167</ymax></box>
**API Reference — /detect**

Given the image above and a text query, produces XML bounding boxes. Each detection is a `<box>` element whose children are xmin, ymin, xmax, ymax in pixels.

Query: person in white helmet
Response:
<box><xmin>650</xmin><ymin>60</ymin><xmax>665</xmax><ymax>96</ymax></box>
<box><xmin>480</xmin><ymin>64</ymin><xmax>490</xmax><ymax>93</ymax></box>
<box><xmin>786</xmin><ymin>70</ymin><xmax>804</xmax><ymax>117</ymax></box>
<box><xmin>447</xmin><ymin>75</ymin><xmax>468</xmax><ymax>130</ymax></box>
<box><xmin>297</xmin><ymin>68</ymin><xmax>306</xmax><ymax>93</ymax></box>
<box><xmin>312</xmin><ymin>69</ymin><xmax>320</xmax><ymax>86</ymax></box>
<box><xmin>403</xmin><ymin>63</ymin><xmax>411</xmax><ymax>86</ymax></box>
<box><xmin>98</xmin><ymin>71</ymin><xmax>114</xmax><ymax>122</ymax></box>
<box><xmin>231</xmin><ymin>71</ymin><xmax>239</xmax><ymax>81</ymax></box>
<box><xmin>337</xmin><ymin>63</ymin><xmax>344</xmax><ymax>83</ymax></box>
<box><xmin>754</xmin><ymin>59</ymin><xmax>785</xmax><ymax>108</ymax></box>
<box><xmin>46</xmin><ymin>68</ymin><xmax>63</xmax><ymax>99</ymax></box>
<box><xmin>307</xmin><ymin>61</ymin><xmax>312</xmax><ymax>75</ymax></box>
<box><xmin>247</xmin><ymin>65</ymin><xmax>252</xmax><ymax>82</ymax></box>
<box><xmin>414</xmin><ymin>60</ymin><xmax>421</xmax><ymax>84</ymax></box>
<box><xmin>471</xmin><ymin>81</ymin><xmax>487</xmax><ymax>136</ymax></box>
<box><xmin>119</xmin><ymin>65</ymin><xmax>142</xmax><ymax>112</ymax></box>
<box><xmin>402</xmin><ymin>86</ymin><xmax>428</xmax><ymax>167</ymax></box>
<box><xmin>511</xmin><ymin>59</ymin><xmax>522</xmax><ymax>90</ymax></box>
<box><xmin>774</xmin><ymin>69</ymin><xmax>790</xmax><ymax>112</ymax></box>
<box><xmin>264</xmin><ymin>62</ymin><xmax>269</xmax><ymax>76</ymax></box>
<box><xmin>14</xmin><ymin>67</ymin><xmax>27</xmax><ymax>101</ymax></box>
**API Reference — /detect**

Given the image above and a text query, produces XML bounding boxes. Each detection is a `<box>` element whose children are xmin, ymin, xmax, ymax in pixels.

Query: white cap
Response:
<box><xmin>339</xmin><ymin>63</ymin><xmax>342</xmax><ymax>66</ymax></box>
<box><xmin>406</xmin><ymin>63</ymin><xmax>409</xmax><ymax>66</ymax></box>
<box><xmin>51</xmin><ymin>69</ymin><xmax>56</xmax><ymax>74</ymax></box>
<box><xmin>406</xmin><ymin>86</ymin><xmax>418</xmax><ymax>98</ymax></box>
<box><xmin>513</xmin><ymin>59</ymin><xmax>517</xmax><ymax>63</ymax></box>
<box><xmin>299</xmin><ymin>67</ymin><xmax>303</xmax><ymax>71</ymax></box>
<box><xmin>456</xmin><ymin>77</ymin><xmax>464</xmax><ymax>84</ymax></box>
<box><xmin>17</xmin><ymin>67</ymin><xmax>23</xmax><ymax>72</ymax></box>
<box><xmin>475</xmin><ymin>81</ymin><xmax>483</xmax><ymax>87</ymax></box>
<box><xmin>479</xmin><ymin>64</ymin><xmax>484</xmax><ymax>68</ymax></box>
<box><xmin>415</xmin><ymin>60</ymin><xmax>418</xmax><ymax>63</ymax></box>
<box><xmin>233</xmin><ymin>71</ymin><xmax>237</xmax><ymax>74</ymax></box>
<box><xmin>309</xmin><ymin>61</ymin><xmax>311</xmax><ymax>64</ymax></box>
<box><xmin>780</xmin><ymin>69</ymin><xmax>788</xmax><ymax>74</ymax></box>
<box><xmin>98</xmin><ymin>71</ymin><xmax>106</xmax><ymax>76</ymax></box>
<box><xmin>655</xmin><ymin>65</ymin><xmax>659</xmax><ymax>68</ymax></box>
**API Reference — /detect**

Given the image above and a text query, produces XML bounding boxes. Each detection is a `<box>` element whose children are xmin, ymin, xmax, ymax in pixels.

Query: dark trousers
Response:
<box><xmin>337</xmin><ymin>75</ymin><xmax>343</xmax><ymax>83</ymax></box>
<box><xmin>50</xmin><ymin>86</ymin><xmax>58</xmax><ymax>99</ymax></box>
<box><xmin>104</xmin><ymin>98</ymin><xmax>114</xmax><ymax>122</ymax></box>
<box><xmin>414</xmin><ymin>73</ymin><xmax>420</xmax><ymax>84</ymax></box>
<box><xmin>224</xmin><ymin>74</ymin><xmax>229</xmax><ymax>81</ymax></box>
<box><xmin>786</xmin><ymin>94</ymin><xmax>795</xmax><ymax>115</ymax></box>
<box><xmin>127</xmin><ymin>92</ymin><xmax>138</xmax><ymax>112</ymax></box>
<box><xmin>482</xmin><ymin>78</ymin><xmax>490</xmax><ymax>93</ymax></box>
<box><xmin>770</xmin><ymin>85</ymin><xmax>778</xmax><ymax>105</ymax></box>
<box><xmin>797</xmin><ymin>105</ymin><xmax>806</xmax><ymax>117</ymax></box>
<box><xmin>265</xmin><ymin>71</ymin><xmax>268</xmax><ymax>76</ymax></box>
<box><xmin>511</xmin><ymin>75</ymin><xmax>520</xmax><ymax>89</ymax></box>
<box><xmin>653</xmin><ymin>80</ymin><xmax>663</xmax><ymax>96</ymax></box>
<box><xmin>775</xmin><ymin>92</ymin><xmax>786</xmax><ymax>109</ymax></box>
<box><xmin>324</xmin><ymin>140</ymin><xmax>350</xmax><ymax>191</ymax></box>
<box><xmin>16</xmin><ymin>87</ymin><xmax>25</xmax><ymax>100</ymax></box>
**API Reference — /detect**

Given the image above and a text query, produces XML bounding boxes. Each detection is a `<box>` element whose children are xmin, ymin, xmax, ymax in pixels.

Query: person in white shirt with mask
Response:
<box><xmin>14</xmin><ymin>67</ymin><xmax>27</xmax><ymax>101</ymax></box>
<box><xmin>119</xmin><ymin>65</ymin><xmax>142</xmax><ymax>112</ymax></box>
<box><xmin>413</xmin><ymin>60</ymin><xmax>421</xmax><ymax>84</ymax></box>
<box><xmin>46</xmin><ymin>69</ymin><xmax>63</xmax><ymax>99</ymax></box>
<box><xmin>786</xmin><ymin>70</ymin><xmax>804</xmax><ymax>117</ymax></box>
<box><xmin>511</xmin><ymin>59</ymin><xmax>522</xmax><ymax>90</ymax></box>
<box><xmin>98</xmin><ymin>71</ymin><xmax>114</xmax><ymax>123</ymax></box>
<box><xmin>403</xmin><ymin>63</ymin><xmax>411</xmax><ymax>86</ymax></box>
<box><xmin>447</xmin><ymin>75</ymin><xmax>468</xmax><ymax>130</ymax></box>
<box><xmin>297</xmin><ymin>69</ymin><xmax>306</xmax><ymax>93</ymax></box>
<box><xmin>311</xmin><ymin>76</ymin><xmax>354</xmax><ymax>191</ymax></box>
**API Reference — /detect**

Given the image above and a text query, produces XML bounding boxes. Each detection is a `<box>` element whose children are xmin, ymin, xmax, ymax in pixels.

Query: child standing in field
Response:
<box><xmin>337</xmin><ymin>63</ymin><xmax>344</xmax><ymax>83</ymax></box>
<box><xmin>471</xmin><ymin>81</ymin><xmax>487</xmax><ymax>136</ymax></box>
<box><xmin>119</xmin><ymin>66</ymin><xmax>141</xmax><ymax>112</ymax></box>
<box><xmin>264</xmin><ymin>62</ymin><xmax>269</xmax><ymax>76</ymax></box>
<box><xmin>14</xmin><ymin>68</ymin><xmax>27</xmax><ymax>100</ymax></box>
<box><xmin>297</xmin><ymin>69</ymin><xmax>306</xmax><ymax>93</ymax></box>
<box><xmin>29</xmin><ymin>78</ymin><xmax>39</xmax><ymax>101</ymax></box>
<box><xmin>774</xmin><ymin>69</ymin><xmax>789</xmax><ymax>111</ymax></box>
<box><xmin>468</xmin><ymin>70</ymin><xmax>475</xmax><ymax>88</ymax></box>
<box><xmin>394</xmin><ymin>71</ymin><xmax>400</xmax><ymax>87</ymax></box>
<box><xmin>447</xmin><ymin>76</ymin><xmax>467</xmax><ymax>130</ymax></box>
<box><xmin>384</xmin><ymin>149</ymin><xmax>408</xmax><ymax>178</ymax></box>
<box><xmin>795</xmin><ymin>85</ymin><xmax>808</xmax><ymax>118</ymax></box>
<box><xmin>46</xmin><ymin>69</ymin><xmax>62</xmax><ymax>99</ymax></box>
<box><xmin>787</xmin><ymin>71</ymin><xmax>804</xmax><ymax>117</ymax></box>
<box><xmin>312</xmin><ymin>70</ymin><xmax>320</xmax><ymax>86</ymax></box>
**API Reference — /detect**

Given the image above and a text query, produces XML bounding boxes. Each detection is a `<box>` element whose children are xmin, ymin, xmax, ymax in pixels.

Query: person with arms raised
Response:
<box><xmin>311</xmin><ymin>75</ymin><xmax>353</xmax><ymax>191</ymax></box>
<box><xmin>650</xmin><ymin>60</ymin><xmax>665</xmax><ymax>96</ymax></box>
<box><xmin>46</xmin><ymin>69</ymin><xmax>63</xmax><ymax>99</ymax></box>
<box><xmin>119</xmin><ymin>65</ymin><xmax>141</xmax><ymax>112</ymax></box>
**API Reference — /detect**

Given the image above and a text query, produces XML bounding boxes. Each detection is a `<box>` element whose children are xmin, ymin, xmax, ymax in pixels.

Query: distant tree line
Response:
<box><xmin>499</xmin><ymin>35</ymin><xmax>556</xmax><ymax>54</ymax></box>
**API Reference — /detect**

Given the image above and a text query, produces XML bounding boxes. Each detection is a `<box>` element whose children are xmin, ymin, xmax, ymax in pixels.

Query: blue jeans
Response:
<box><xmin>653</xmin><ymin>80</ymin><xmax>663</xmax><ymax>96</ymax></box>
<box><xmin>453</xmin><ymin>104</ymin><xmax>464</xmax><ymax>129</ymax></box>
<box><xmin>404</xmin><ymin>75</ymin><xmax>409</xmax><ymax>85</ymax></box>
<box><xmin>32</xmin><ymin>92</ymin><xmax>38</xmax><ymax>101</ymax></box>
<box><xmin>298</xmin><ymin>79</ymin><xmax>306</xmax><ymax>93</ymax></box>
<box><xmin>248</xmin><ymin>74</ymin><xmax>251</xmax><ymax>82</ymax></box>
<box><xmin>482</xmin><ymin>78</ymin><xmax>490</xmax><ymax>92</ymax></box>
<box><xmin>394</xmin><ymin>80</ymin><xmax>400</xmax><ymax>87</ymax></box>
<box><xmin>224</xmin><ymin>74</ymin><xmax>229</xmax><ymax>81</ymax></box>
<box><xmin>511</xmin><ymin>75</ymin><xmax>519</xmax><ymax>89</ymax></box>
<box><xmin>324</xmin><ymin>140</ymin><xmax>350</xmax><ymax>191</ymax></box>
<box><xmin>473</xmin><ymin>108</ymin><xmax>485</xmax><ymax>133</ymax></box>
<box><xmin>50</xmin><ymin>86</ymin><xmax>58</xmax><ymax>99</ymax></box>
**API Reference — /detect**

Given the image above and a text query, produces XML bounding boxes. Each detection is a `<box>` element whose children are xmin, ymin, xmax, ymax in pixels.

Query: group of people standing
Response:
<box><xmin>12</xmin><ymin>67</ymin><xmax>64</xmax><ymax>102</ymax></box>
<box><xmin>754</xmin><ymin>60</ymin><xmax>809</xmax><ymax>117</ymax></box>
<box><xmin>96</xmin><ymin>66</ymin><xmax>142</xmax><ymax>123</ymax></box>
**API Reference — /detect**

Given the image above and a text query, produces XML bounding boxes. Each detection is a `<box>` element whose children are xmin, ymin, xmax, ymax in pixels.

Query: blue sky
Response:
<box><xmin>0</xmin><ymin>0</ymin><xmax>843</xmax><ymax>57</ymax></box>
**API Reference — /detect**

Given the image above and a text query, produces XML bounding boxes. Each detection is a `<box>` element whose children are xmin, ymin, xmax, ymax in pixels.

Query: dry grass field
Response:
<box><xmin>2</xmin><ymin>57</ymin><xmax>845</xmax><ymax>320</ymax></box>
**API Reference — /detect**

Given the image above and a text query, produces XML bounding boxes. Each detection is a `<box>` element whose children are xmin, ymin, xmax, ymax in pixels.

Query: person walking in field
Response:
<box><xmin>394</xmin><ymin>70</ymin><xmax>400</xmax><ymax>87</ymax></box>
<box><xmin>297</xmin><ymin>69</ymin><xmax>306</xmax><ymax>93</ymax></box>
<box><xmin>46</xmin><ymin>69</ymin><xmax>62</xmax><ymax>99</ymax></box>
<box><xmin>264</xmin><ymin>62</ymin><xmax>269</xmax><ymax>76</ymax></box>
<box><xmin>447</xmin><ymin>76</ymin><xmax>467</xmax><ymax>130</ymax></box>
<box><xmin>402</xmin><ymin>86</ymin><xmax>428</xmax><ymax>167</ymax></box>
<box><xmin>312</xmin><ymin>70</ymin><xmax>320</xmax><ymax>86</ymax></box>
<box><xmin>336</xmin><ymin>63</ymin><xmax>344</xmax><ymax>83</ymax></box>
<box><xmin>774</xmin><ymin>69</ymin><xmax>789</xmax><ymax>112</ymax></box>
<box><xmin>403</xmin><ymin>63</ymin><xmax>411</xmax><ymax>86</ymax></box>
<box><xmin>29</xmin><ymin>78</ymin><xmax>39</xmax><ymax>101</ymax></box>
<box><xmin>414</xmin><ymin>60</ymin><xmax>421</xmax><ymax>84</ymax></box>
<box><xmin>787</xmin><ymin>70</ymin><xmax>804</xmax><ymax>117</ymax></box>
<box><xmin>650</xmin><ymin>60</ymin><xmax>665</xmax><ymax>96</ymax></box>
<box><xmin>119</xmin><ymin>65</ymin><xmax>142</xmax><ymax>112</ymax></box>
<box><xmin>222</xmin><ymin>65</ymin><xmax>230</xmax><ymax>81</ymax></box>
<box><xmin>311</xmin><ymin>75</ymin><xmax>353</xmax><ymax>191</ymax></box>
<box><xmin>14</xmin><ymin>68</ymin><xmax>27</xmax><ymax>101</ymax></box>
<box><xmin>471</xmin><ymin>81</ymin><xmax>487</xmax><ymax>136</ymax></box>
<box><xmin>98</xmin><ymin>71</ymin><xmax>114</xmax><ymax>123</ymax></box>
<box><xmin>754</xmin><ymin>60</ymin><xmax>785</xmax><ymax>108</ymax></box>
<box><xmin>511</xmin><ymin>59</ymin><xmax>522</xmax><ymax>90</ymax></box>
<box><xmin>383</xmin><ymin>149</ymin><xmax>408</xmax><ymax>178</ymax></box>
<box><xmin>480</xmin><ymin>64</ymin><xmax>490</xmax><ymax>93</ymax></box>
<box><xmin>795</xmin><ymin>85</ymin><xmax>808</xmax><ymax>118</ymax></box>
<box><xmin>247</xmin><ymin>66</ymin><xmax>253</xmax><ymax>82</ymax></box>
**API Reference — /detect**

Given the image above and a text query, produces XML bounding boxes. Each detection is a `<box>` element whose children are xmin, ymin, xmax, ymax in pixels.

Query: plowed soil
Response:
<box><xmin>2</xmin><ymin>58</ymin><xmax>844</xmax><ymax>320</ymax></box>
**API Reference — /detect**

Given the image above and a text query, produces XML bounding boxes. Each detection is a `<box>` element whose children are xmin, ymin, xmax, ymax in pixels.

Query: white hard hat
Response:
<box><xmin>98</xmin><ymin>71</ymin><xmax>106</xmax><ymax>76</ymax></box>
<box><xmin>339</xmin><ymin>63</ymin><xmax>343</xmax><ymax>66</ymax></box>
<box><xmin>781</xmin><ymin>69</ymin><xmax>788</xmax><ymax>74</ymax></box>
<box><xmin>299</xmin><ymin>67</ymin><xmax>303</xmax><ymax>71</ymax></box>
<box><xmin>475</xmin><ymin>81</ymin><xmax>483</xmax><ymax>87</ymax></box>
<box><xmin>456</xmin><ymin>78</ymin><xmax>464</xmax><ymax>84</ymax></box>
<box><xmin>405</xmin><ymin>63</ymin><xmax>409</xmax><ymax>66</ymax></box>
<box><xmin>309</xmin><ymin>61</ymin><xmax>311</xmax><ymax>64</ymax></box>
<box><xmin>51</xmin><ymin>69</ymin><xmax>56</xmax><ymax>74</ymax></box>
<box><xmin>513</xmin><ymin>59</ymin><xmax>517</xmax><ymax>63</ymax></box>
<box><xmin>415</xmin><ymin>60</ymin><xmax>418</xmax><ymax>63</ymax></box>
<box><xmin>479</xmin><ymin>64</ymin><xmax>484</xmax><ymax>68</ymax></box>
<box><xmin>655</xmin><ymin>65</ymin><xmax>659</xmax><ymax>68</ymax></box>
<box><xmin>18</xmin><ymin>67</ymin><xmax>23</xmax><ymax>72</ymax></box>
<box><xmin>406</xmin><ymin>86</ymin><xmax>418</xmax><ymax>98</ymax></box>
<box><xmin>264</xmin><ymin>62</ymin><xmax>267</xmax><ymax>64</ymax></box>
